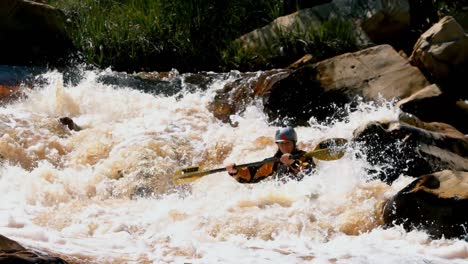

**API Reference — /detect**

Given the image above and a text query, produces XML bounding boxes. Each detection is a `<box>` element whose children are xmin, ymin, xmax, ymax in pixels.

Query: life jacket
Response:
<box><xmin>233</xmin><ymin>148</ymin><xmax>315</xmax><ymax>183</ymax></box>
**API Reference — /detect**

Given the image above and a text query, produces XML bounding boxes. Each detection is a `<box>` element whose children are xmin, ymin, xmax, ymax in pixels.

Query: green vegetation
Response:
<box><xmin>433</xmin><ymin>0</ymin><xmax>467</xmax><ymax>20</ymax></box>
<box><xmin>46</xmin><ymin>0</ymin><xmax>361</xmax><ymax>73</ymax></box>
<box><xmin>47</xmin><ymin>0</ymin><xmax>285</xmax><ymax>72</ymax></box>
<box><xmin>46</xmin><ymin>0</ymin><xmax>466</xmax><ymax>73</ymax></box>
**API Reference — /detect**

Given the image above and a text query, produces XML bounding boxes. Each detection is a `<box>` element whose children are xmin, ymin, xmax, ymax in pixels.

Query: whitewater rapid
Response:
<box><xmin>0</xmin><ymin>69</ymin><xmax>466</xmax><ymax>264</ymax></box>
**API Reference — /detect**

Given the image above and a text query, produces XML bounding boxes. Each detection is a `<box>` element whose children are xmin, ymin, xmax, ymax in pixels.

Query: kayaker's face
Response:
<box><xmin>277</xmin><ymin>140</ymin><xmax>294</xmax><ymax>154</ymax></box>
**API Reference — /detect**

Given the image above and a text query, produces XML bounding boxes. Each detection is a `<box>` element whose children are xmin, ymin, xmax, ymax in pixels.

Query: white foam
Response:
<box><xmin>0</xmin><ymin>68</ymin><xmax>465</xmax><ymax>263</ymax></box>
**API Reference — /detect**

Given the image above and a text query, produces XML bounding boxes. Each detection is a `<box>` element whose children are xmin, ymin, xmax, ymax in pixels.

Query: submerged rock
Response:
<box><xmin>58</xmin><ymin>117</ymin><xmax>82</xmax><ymax>132</ymax></box>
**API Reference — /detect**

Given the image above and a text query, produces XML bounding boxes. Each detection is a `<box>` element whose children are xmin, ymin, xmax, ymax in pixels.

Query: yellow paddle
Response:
<box><xmin>173</xmin><ymin>138</ymin><xmax>348</xmax><ymax>185</ymax></box>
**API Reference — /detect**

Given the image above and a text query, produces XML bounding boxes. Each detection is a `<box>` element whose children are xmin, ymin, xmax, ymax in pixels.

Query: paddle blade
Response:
<box><xmin>307</xmin><ymin>138</ymin><xmax>348</xmax><ymax>160</ymax></box>
<box><xmin>173</xmin><ymin>166</ymin><xmax>209</xmax><ymax>185</ymax></box>
<box><xmin>172</xmin><ymin>165</ymin><xmax>226</xmax><ymax>185</ymax></box>
<box><xmin>306</xmin><ymin>148</ymin><xmax>345</xmax><ymax>160</ymax></box>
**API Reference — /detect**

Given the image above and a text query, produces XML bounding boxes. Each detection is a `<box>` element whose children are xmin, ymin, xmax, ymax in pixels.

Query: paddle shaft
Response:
<box><xmin>175</xmin><ymin>152</ymin><xmax>317</xmax><ymax>181</ymax></box>
<box><xmin>176</xmin><ymin>157</ymin><xmax>278</xmax><ymax>180</ymax></box>
<box><xmin>173</xmin><ymin>137</ymin><xmax>348</xmax><ymax>184</ymax></box>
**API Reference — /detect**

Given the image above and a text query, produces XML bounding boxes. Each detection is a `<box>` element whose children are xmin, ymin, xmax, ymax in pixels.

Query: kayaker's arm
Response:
<box><xmin>228</xmin><ymin>162</ymin><xmax>276</xmax><ymax>183</ymax></box>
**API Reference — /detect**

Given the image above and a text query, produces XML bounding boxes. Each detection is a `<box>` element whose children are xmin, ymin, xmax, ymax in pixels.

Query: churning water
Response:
<box><xmin>0</xmin><ymin>68</ymin><xmax>467</xmax><ymax>263</ymax></box>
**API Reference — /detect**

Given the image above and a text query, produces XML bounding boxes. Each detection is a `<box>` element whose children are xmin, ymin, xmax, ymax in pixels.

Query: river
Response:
<box><xmin>0</xmin><ymin>67</ymin><xmax>467</xmax><ymax>263</ymax></box>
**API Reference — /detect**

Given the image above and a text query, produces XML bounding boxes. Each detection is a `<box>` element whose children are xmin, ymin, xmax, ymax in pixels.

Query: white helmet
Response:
<box><xmin>274</xmin><ymin>127</ymin><xmax>297</xmax><ymax>143</ymax></box>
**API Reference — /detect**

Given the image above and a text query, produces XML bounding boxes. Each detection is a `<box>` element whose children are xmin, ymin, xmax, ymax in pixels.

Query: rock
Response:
<box><xmin>282</xmin><ymin>0</ymin><xmax>332</xmax><ymax>15</ymax></box>
<box><xmin>353</xmin><ymin>119</ymin><xmax>468</xmax><ymax>184</ymax></box>
<box><xmin>235</xmin><ymin>0</ymin><xmax>410</xmax><ymax>63</ymax></box>
<box><xmin>399</xmin><ymin>112</ymin><xmax>466</xmax><ymax>139</ymax></box>
<box><xmin>397</xmin><ymin>84</ymin><xmax>468</xmax><ymax>134</ymax></box>
<box><xmin>383</xmin><ymin>170</ymin><xmax>468</xmax><ymax>239</ymax></box>
<box><xmin>262</xmin><ymin>44</ymin><xmax>430</xmax><ymax>125</ymax></box>
<box><xmin>0</xmin><ymin>0</ymin><xmax>75</xmax><ymax>66</ymax></box>
<box><xmin>312</xmin><ymin>44</ymin><xmax>430</xmax><ymax>100</ymax></box>
<box><xmin>235</xmin><ymin>0</ymin><xmax>411</xmax><ymax>61</ymax></box>
<box><xmin>287</xmin><ymin>54</ymin><xmax>315</xmax><ymax>70</ymax></box>
<box><xmin>409</xmin><ymin>16</ymin><xmax>468</xmax><ymax>96</ymax></box>
<box><xmin>58</xmin><ymin>117</ymin><xmax>81</xmax><ymax>132</ymax></box>
<box><xmin>208</xmin><ymin>44</ymin><xmax>431</xmax><ymax>126</ymax></box>
<box><xmin>208</xmin><ymin>69</ymin><xmax>291</xmax><ymax>124</ymax></box>
<box><xmin>0</xmin><ymin>85</ymin><xmax>24</xmax><ymax>103</ymax></box>
<box><xmin>0</xmin><ymin>234</ymin><xmax>69</xmax><ymax>263</ymax></box>
<box><xmin>360</xmin><ymin>0</ymin><xmax>410</xmax><ymax>44</ymax></box>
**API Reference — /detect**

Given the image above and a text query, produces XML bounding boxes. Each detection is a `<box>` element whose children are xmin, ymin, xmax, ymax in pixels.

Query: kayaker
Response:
<box><xmin>226</xmin><ymin>126</ymin><xmax>315</xmax><ymax>183</ymax></box>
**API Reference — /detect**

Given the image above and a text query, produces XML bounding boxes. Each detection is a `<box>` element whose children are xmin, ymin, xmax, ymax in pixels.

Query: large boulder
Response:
<box><xmin>208</xmin><ymin>44</ymin><xmax>431</xmax><ymax>126</ymax></box>
<box><xmin>399</xmin><ymin>113</ymin><xmax>466</xmax><ymax>139</ymax></box>
<box><xmin>359</xmin><ymin>0</ymin><xmax>411</xmax><ymax>44</ymax></box>
<box><xmin>397</xmin><ymin>84</ymin><xmax>468</xmax><ymax>134</ymax></box>
<box><xmin>382</xmin><ymin>170</ymin><xmax>468</xmax><ymax>239</ymax></box>
<box><xmin>0</xmin><ymin>0</ymin><xmax>75</xmax><ymax>66</ymax></box>
<box><xmin>263</xmin><ymin>45</ymin><xmax>430</xmax><ymax>125</ymax></box>
<box><xmin>352</xmin><ymin>117</ymin><xmax>468</xmax><ymax>184</ymax></box>
<box><xmin>310</xmin><ymin>44</ymin><xmax>429</xmax><ymax>100</ymax></box>
<box><xmin>236</xmin><ymin>0</ymin><xmax>411</xmax><ymax>61</ymax></box>
<box><xmin>409</xmin><ymin>16</ymin><xmax>468</xmax><ymax>97</ymax></box>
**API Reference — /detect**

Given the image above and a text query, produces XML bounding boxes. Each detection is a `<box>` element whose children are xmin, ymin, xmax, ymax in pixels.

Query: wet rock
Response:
<box><xmin>0</xmin><ymin>234</ymin><xmax>68</xmax><ymax>263</ymax></box>
<box><xmin>58</xmin><ymin>117</ymin><xmax>81</xmax><ymax>132</ymax></box>
<box><xmin>0</xmin><ymin>85</ymin><xmax>24</xmax><ymax>103</ymax></box>
<box><xmin>99</xmin><ymin>71</ymin><xmax>183</xmax><ymax>96</ymax></box>
<box><xmin>399</xmin><ymin>112</ymin><xmax>466</xmax><ymax>139</ymax></box>
<box><xmin>208</xmin><ymin>69</ymin><xmax>290</xmax><ymax>124</ymax></box>
<box><xmin>397</xmin><ymin>84</ymin><xmax>468</xmax><ymax>134</ymax></box>
<box><xmin>263</xmin><ymin>65</ymin><xmax>348</xmax><ymax>125</ymax></box>
<box><xmin>353</xmin><ymin>119</ymin><xmax>468</xmax><ymax>184</ymax></box>
<box><xmin>383</xmin><ymin>170</ymin><xmax>468</xmax><ymax>239</ymax></box>
<box><xmin>0</xmin><ymin>0</ymin><xmax>75</xmax><ymax>66</ymax></box>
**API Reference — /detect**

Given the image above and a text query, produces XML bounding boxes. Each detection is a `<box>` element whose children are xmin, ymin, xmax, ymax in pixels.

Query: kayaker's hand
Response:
<box><xmin>226</xmin><ymin>163</ymin><xmax>238</xmax><ymax>176</ymax></box>
<box><xmin>280</xmin><ymin>153</ymin><xmax>294</xmax><ymax>166</ymax></box>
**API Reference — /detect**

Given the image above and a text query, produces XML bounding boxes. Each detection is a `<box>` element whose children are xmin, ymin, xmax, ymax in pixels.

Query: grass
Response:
<box><xmin>48</xmin><ymin>0</ymin><xmax>358</xmax><ymax>72</ymax></box>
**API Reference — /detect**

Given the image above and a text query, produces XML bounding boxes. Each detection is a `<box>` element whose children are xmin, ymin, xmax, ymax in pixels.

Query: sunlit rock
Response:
<box><xmin>409</xmin><ymin>16</ymin><xmax>468</xmax><ymax>95</ymax></box>
<box><xmin>235</xmin><ymin>0</ymin><xmax>410</xmax><ymax>60</ymax></box>
<box><xmin>263</xmin><ymin>44</ymin><xmax>429</xmax><ymax>125</ymax></box>
<box><xmin>382</xmin><ymin>170</ymin><xmax>468</xmax><ymax>239</ymax></box>
<box><xmin>313</xmin><ymin>44</ymin><xmax>430</xmax><ymax>100</ymax></box>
